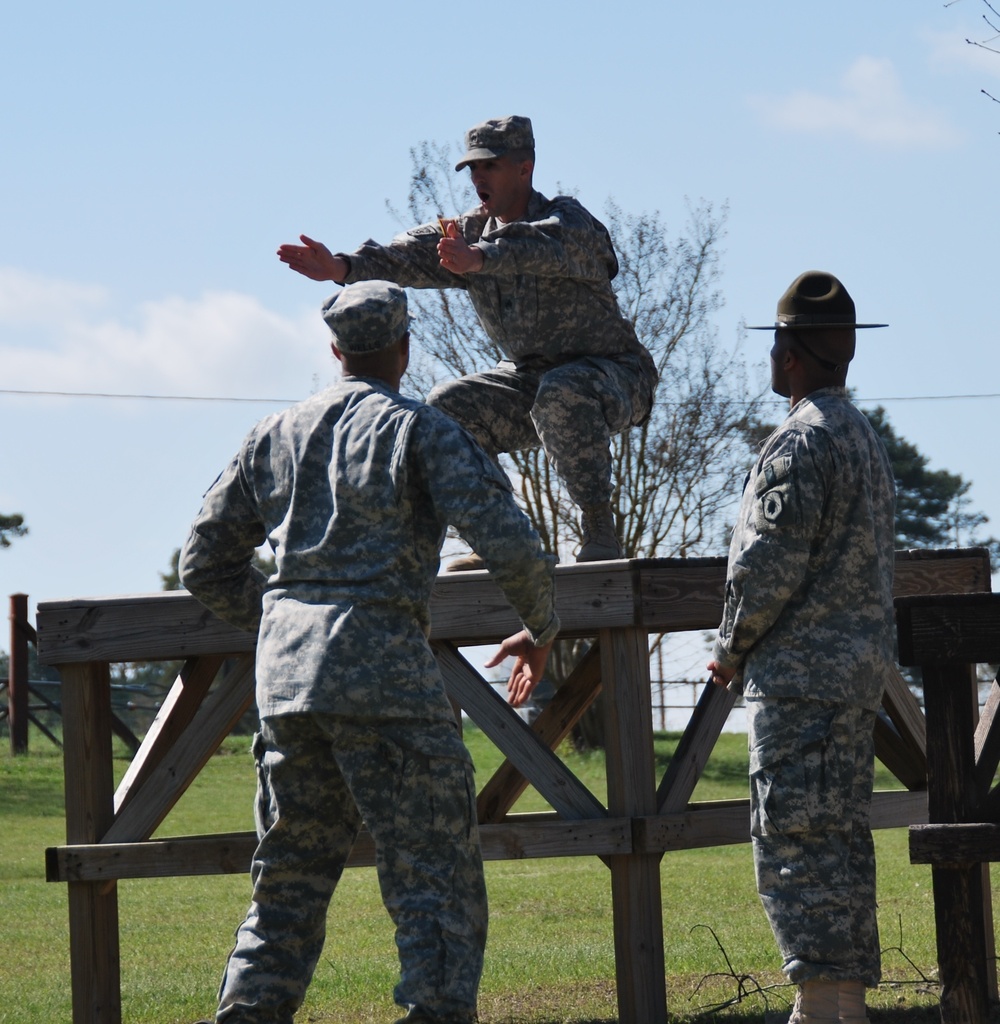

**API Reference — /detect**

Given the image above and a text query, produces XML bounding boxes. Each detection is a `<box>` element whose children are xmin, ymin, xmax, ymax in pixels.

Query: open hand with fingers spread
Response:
<box><xmin>277</xmin><ymin>234</ymin><xmax>348</xmax><ymax>282</ymax></box>
<box><xmin>484</xmin><ymin>629</ymin><xmax>554</xmax><ymax>708</ymax></box>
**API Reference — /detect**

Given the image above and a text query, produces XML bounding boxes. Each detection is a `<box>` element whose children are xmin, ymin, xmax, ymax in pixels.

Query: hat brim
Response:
<box><xmin>455</xmin><ymin>146</ymin><xmax>505</xmax><ymax>171</ymax></box>
<box><xmin>746</xmin><ymin>322</ymin><xmax>888</xmax><ymax>330</ymax></box>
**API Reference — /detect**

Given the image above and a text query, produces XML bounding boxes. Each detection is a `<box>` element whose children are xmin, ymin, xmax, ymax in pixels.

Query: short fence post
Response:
<box><xmin>9</xmin><ymin>593</ymin><xmax>29</xmax><ymax>755</ymax></box>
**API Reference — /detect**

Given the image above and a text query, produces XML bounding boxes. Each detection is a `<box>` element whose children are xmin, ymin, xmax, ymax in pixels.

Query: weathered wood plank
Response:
<box><xmin>435</xmin><ymin>643</ymin><xmax>606</xmax><ymax>821</ymax></box>
<box><xmin>38</xmin><ymin>548</ymin><xmax>990</xmax><ymax>666</ymax></box>
<box><xmin>114</xmin><ymin>655</ymin><xmax>225</xmax><ymax>815</ymax></box>
<box><xmin>48</xmin><ymin>785</ymin><xmax>929</xmax><ymax>887</ymax></box>
<box><xmin>910</xmin><ymin>824</ymin><xmax>1000</xmax><ymax>865</ymax></box>
<box><xmin>907</xmin><ymin>632</ymin><xmax>997</xmax><ymax>1023</ymax></box>
<box><xmin>891</xmin><ymin>547</ymin><xmax>992</xmax><ymax>599</ymax></box>
<box><xmin>600</xmin><ymin>626</ymin><xmax>667</xmax><ymax>1024</ymax></box>
<box><xmin>476</xmin><ymin>643</ymin><xmax>603</xmax><ymax>824</ymax></box>
<box><xmin>657</xmin><ymin>681</ymin><xmax>737</xmax><ymax>814</ymax></box>
<box><xmin>641</xmin><ymin>789</ymin><xmax>928</xmax><ymax>852</ymax></box>
<box><xmin>101</xmin><ymin>656</ymin><xmax>256</xmax><ymax>845</ymax></box>
<box><xmin>637</xmin><ymin>557</ymin><xmax>727</xmax><ymax>631</ymax></box>
<box><xmin>66</xmin><ymin>882</ymin><xmax>121</xmax><ymax>1022</ymax></box>
<box><xmin>46</xmin><ymin>818</ymin><xmax>633</xmax><ymax>882</ymax></box>
<box><xmin>881</xmin><ymin>664</ymin><xmax>927</xmax><ymax>766</ymax></box>
<box><xmin>923</xmin><ymin>662</ymin><xmax>981</xmax><ymax>824</ymax></box>
<box><xmin>37</xmin><ymin>590</ymin><xmax>254</xmax><ymax>665</ymax></box>
<box><xmin>874</xmin><ymin>715</ymin><xmax>927</xmax><ymax>792</ymax></box>
<box><xmin>974</xmin><ymin>679</ymin><xmax>1000</xmax><ymax>796</ymax></box>
<box><xmin>431</xmin><ymin>558</ymin><xmax>641</xmax><ymax>641</ymax></box>
<box><xmin>930</xmin><ymin>863</ymin><xmax>990</xmax><ymax>1024</ymax></box>
<box><xmin>896</xmin><ymin>593</ymin><xmax>1000</xmax><ymax>667</ymax></box>
<box><xmin>60</xmin><ymin>662</ymin><xmax>122</xmax><ymax>1024</ymax></box>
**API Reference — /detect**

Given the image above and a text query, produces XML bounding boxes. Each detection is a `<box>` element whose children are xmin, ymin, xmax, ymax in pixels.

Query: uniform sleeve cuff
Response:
<box><xmin>528</xmin><ymin>613</ymin><xmax>560</xmax><ymax>648</ymax></box>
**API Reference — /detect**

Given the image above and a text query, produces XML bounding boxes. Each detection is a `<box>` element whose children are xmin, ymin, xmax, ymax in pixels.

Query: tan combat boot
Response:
<box><xmin>788</xmin><ymin>980</ymin><xmax>839</xmax><ymax>1023</ymax></box>
<box><xmin>837</xmin><ymin>980</ymin><xmax>870</xmax><ymax>1024</ymax></box>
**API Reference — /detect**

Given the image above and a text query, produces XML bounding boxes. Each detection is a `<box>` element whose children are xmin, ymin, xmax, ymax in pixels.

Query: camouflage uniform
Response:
<box><xmin>712</xmin><ymin>386</ymin><xmax>895</xmax><ymax>987</ymax></box>
<box><xmin>180</xmin><ymin>370</ymin><xmax>559</xmax><ymax>1024</ymax></box>
<box><xmin>339</xmin><ymin>190</ymin><xmax>657</xmax><ymax>508</ymax></box>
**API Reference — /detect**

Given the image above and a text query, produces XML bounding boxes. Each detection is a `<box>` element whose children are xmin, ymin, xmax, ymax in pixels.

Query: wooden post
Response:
<box><xmin>60</xmin><ymin>661</ymin><xmax>122</xmax><ymax>1024</ymax></box>
<box><xmin>922</xmin><ymin>659</ymin><xmax>991</xmax><ymax>1024</ymax></box>
<box><xmin>601</xmin><ymin>626</ymin><xmax>667</xmax><ymax>1024</ymax></box>
<box><xmin>8</xmin><ymin>593</ymin><xmax>30</xmax><ymax>754</ymax></box>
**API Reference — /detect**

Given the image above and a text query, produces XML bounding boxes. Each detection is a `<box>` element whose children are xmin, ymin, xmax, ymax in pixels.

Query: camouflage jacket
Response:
<box><xmin>712</xmin><ymin>387</ymin><xmax>896</xmax><ymax>711</ymax></box>
<box><xmin>180</xmin><ymin>376</ymin><xmax>559</xmax><ymax>721</ymax></box>
<box><xmin>341</xmin><ymin>190</ymin><xmax>656</xmax><ymax>376</ymax></box>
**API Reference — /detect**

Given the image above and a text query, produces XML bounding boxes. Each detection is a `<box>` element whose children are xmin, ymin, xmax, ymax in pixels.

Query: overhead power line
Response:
<box><xmin>0</xmin><ymin>388</ymin><xmax>294</xmax><ymax>404</ymax></box>
<box><xmin>3</xmin><ymin>387</ymin><xmax>1000</xmax><ymax>406</ymax></box>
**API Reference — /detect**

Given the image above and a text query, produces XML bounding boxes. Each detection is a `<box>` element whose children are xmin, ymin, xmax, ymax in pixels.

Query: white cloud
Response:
<box><xmin>0</xmin><ymin>267</ymin><xmax>334</xmax><ymax>399</ymax></box>
<box><xmin>748</xmin><ymin>56</ymin><xmax>963</xmax><ymax>148</ymax></box>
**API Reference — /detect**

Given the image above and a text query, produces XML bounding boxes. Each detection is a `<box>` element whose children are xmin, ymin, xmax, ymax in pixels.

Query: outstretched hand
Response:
<box><xmin>485</xmin><ymin>630</ymin><xmax>554</xmax><ymax>708</ymax></box>
<box><xmin>276</xmin><ymin>234</ymin><xmax>347</xmax><ymax>282</ymax></box>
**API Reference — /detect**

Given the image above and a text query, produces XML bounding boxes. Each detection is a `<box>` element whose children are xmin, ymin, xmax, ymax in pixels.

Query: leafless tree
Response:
<box><xmin>947</xmin><ymin>0</ymin><xmax>1000</xmax><ymax>108</ymax></box>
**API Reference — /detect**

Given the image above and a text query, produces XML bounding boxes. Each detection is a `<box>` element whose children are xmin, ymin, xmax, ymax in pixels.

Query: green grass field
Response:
<box><xmin>2</xmin><ymin>727</ymin><xmax>996</xmax><ymax>1023</ymax></box>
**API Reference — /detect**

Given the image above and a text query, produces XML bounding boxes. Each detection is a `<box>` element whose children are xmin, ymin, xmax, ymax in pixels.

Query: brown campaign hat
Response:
<box><xmin>747</xmin><ymin>270</ymin><xmax>887</xmax><ymax>330</ymax></box>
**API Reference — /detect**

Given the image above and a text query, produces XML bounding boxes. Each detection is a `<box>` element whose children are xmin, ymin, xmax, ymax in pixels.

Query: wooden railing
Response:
<box><xmin>898</xmin><ymin>591</ymin><xmax>1000</xmax><ymax>1024</ymax></box>
<box><xmin>38</xmin><ymin>548</ymin><xmax>992</xmax><ymax>1024</ymax></box>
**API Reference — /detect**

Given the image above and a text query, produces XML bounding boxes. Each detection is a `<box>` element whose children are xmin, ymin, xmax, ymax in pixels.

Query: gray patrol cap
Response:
<box><xmin>455</xmin><ymin>115</ymin><xmax>535</xmax><ymax>171</ymax></box>
<box><xmin>321</xmin><ymin>281</ymin><xmax>411</xmax><ymax>354</ymax></box>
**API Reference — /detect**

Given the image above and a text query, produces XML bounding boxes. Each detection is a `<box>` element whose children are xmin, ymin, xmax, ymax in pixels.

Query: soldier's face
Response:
<box><xmin>467</xmin><ymin>155</ymin><xmax>532</xmax><ymax>222</ymax></box>
<box><xmin>770</xmin><ymin>333</ymin><xmax>793</xmax><ymax>398</ymax></box>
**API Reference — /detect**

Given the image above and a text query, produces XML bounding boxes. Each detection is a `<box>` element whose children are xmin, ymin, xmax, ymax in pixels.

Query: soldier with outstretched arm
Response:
<box><xmin>278</xmin><ymin>115</ymin><xmax>657</xmax><ymax>568</ymax></box>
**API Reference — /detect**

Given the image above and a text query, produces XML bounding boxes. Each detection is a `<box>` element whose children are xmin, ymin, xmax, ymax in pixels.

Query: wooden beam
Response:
<box><xmin>476</xmin><ymin>643</ymin><xmax>603</xmax><ymax>824</ymax></box>
<box><xmin>600</xmin><ymin>626</ymin><xmax>667</xmax><ymax>1024</ymax></box>
<box><xmin>974</xmin><ymin>679</ymin><xmax>1000</xmax><ymax>796</ymax></box>
<box><xmin>46</xmin><ymin>817</ymin><xmax>634</xmax><ymax>883</ymax></box>
<box><xmin>880</xmin><ymin>665</ymin><xmax>927</xmax><ymax>768</ymax></box>
<box><xmin>60</xmin><ymin>662</ymin><xmax>121</xmax><ymax>1024</ymax></box>
<box><xmin>101</xmin><ymin>656</ymin><xmax>256</xmax><ymax>845</ymax></box>
<box><xmin>896</xmin><ymin>593</ymin><xmax>1000</xmax><ymax>667</ymax></box>
<box><xmin>656</xmin><ymin>682</ymin><xmax>737</xmax><ymax>814</ymax></box>
<box><xmin>910</xmin><ymin>824</ymin><xmax>1000</xmax><ymax>866</ymax></box>
<box><xmin>8</xmin><ymin>593</ymin><xmax>30</xmax><ymax>754</ymax></box>
<box><xmin>918</xmin><ymin>657</ymin><xmax>994</xmax><ymax>1022</ymax></box>
<box><xmin>114</xmin><ymin>655</ymin><xmax>225</xmax><ymax>815</ymax></box>
<box><xmin>37</xmin><ymin>548</ymin><xmax>991</xmax><ymax>667</ymax></box>
<box><xmin>435</xmin><ymin>643</ymin><xmax>606</xmax><ymax>821</ymax></box>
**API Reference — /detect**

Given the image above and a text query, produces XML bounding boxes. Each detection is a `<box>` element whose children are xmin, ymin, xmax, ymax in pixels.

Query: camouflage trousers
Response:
<box><xmin>426</xmin><ymin>353</ymin><xmax>654</xmax><ymax>508</ymax></box>
<box><xmin>746</xmin><ymin>697</ymin><xmax>880</xmax><ymax>986</ymax></box>
<box><xmin>215</xmin><ymin>714</ymin><xmax>487</xmax><ymax>1024</ymax></box>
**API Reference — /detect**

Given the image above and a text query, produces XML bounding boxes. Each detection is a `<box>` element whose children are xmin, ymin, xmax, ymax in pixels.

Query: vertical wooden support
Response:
<box><xmin>8</xmin><ymin>593</ymin><xmax>30</xmax><ymax>754</ymax></box>
<box><xmin>600</xmin><ymin>626</ymin><xmax>667</xmax><ymax>1024</ymax></box>
<box><xmin>923</xmin><ymin>660</ymin><xmax>990</xmax><ymax>1024</ymax></box>
<box><xmin>60</xmin><ymin>661</ymin><xmax>122</xmax><ymax>1024</ymax></box>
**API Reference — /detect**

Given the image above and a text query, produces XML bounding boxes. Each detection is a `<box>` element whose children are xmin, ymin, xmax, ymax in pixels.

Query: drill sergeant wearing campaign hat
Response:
<box><xmin>180</xmin><ymin>279</ymin><xmax>560</xmax><ymax>1024</ymax></box>
<box><xmin>707</xmin><ymin>271</ymin><xmax>894</xmax><ymax>1024</ymax></box>
<box><xmin>278</xmin><ymin>115</ymin><xmax>658</xmax><ymax>568</ymax></box>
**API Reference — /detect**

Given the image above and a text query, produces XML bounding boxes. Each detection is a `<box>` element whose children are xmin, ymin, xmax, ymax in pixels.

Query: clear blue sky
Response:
<box><xmin>2</xmin><ymin>1</ymin><xmax>998</xmax><ymax>628</ymax></box>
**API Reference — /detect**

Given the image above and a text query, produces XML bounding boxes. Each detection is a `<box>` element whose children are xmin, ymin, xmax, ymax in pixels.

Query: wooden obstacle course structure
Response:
<box><xmin>38</xmin><ymin>548</ymin><xmax>992</xmax><ymax>1024</ymax></box>
<box><xmin>899</xmin><ymin>591</ymin><xmax>1000</xmax><ymax>1024</ymax></box>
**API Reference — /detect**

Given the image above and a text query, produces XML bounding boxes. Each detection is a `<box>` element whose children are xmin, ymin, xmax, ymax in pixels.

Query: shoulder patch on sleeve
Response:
<box><xmin>753</xmin><ymin>455</ymin><xmax>798</xmax><ymax>530</ymax></box>
<box><xmin>754</xmin><ymin>454</ymin><xmax>792</xmax><ymax>497</ymax></box>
